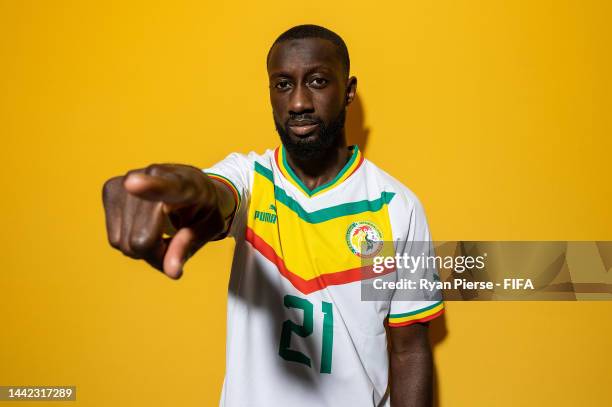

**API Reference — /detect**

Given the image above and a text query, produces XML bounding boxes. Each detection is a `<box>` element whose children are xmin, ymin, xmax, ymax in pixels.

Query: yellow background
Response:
<box><xmin>1</xmin><ymin>1</ymin><xmax>610</xmax><ymax>406</ymax></box>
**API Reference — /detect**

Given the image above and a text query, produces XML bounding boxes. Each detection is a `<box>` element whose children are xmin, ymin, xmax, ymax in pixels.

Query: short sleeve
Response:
<box><xmin>387</xmin><ymin>194</ymin><xmax>445</xmax><ymax>327</ymax></box>
<box><xmin>203</xmin><ymin>152</ymin><xmax>254</xmax><ymax>239</ymax></box>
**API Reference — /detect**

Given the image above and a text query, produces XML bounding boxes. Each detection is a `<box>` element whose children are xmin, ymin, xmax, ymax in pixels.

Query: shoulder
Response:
<box><xmin>206</xmin><ymin>149</ymin><xmax>276</xmax><ymax>173</ymax></box>
<box><xmin>361</xmin><ymin>158</ymin><xmax>425</xmax><ymax>213</ymax></box>
<box><xmin>217</xmin><ymin>149</ymin><xmax>275</xmax><ymax>166</ymax></box>
<box><xmin>362</xmin><ymin>158</ymin><xmax>431</xmax><ymax>240</ymax></box>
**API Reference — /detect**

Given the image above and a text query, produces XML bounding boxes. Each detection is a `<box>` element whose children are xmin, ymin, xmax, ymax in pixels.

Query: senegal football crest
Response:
<box><xmin>345</xmin><ymin>221</ymin><xmax>383</xmax><ymax>257</ymax></box>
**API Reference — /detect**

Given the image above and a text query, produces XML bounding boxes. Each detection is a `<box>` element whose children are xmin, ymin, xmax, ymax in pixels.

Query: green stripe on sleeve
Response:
<box><xmin>389</xmin><ymin>301</ymin><xmax>443</xmax><ymax>319</ymax></box>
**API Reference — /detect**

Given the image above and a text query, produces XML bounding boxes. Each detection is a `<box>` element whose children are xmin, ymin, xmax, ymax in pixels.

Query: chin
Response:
<box><xmin>287</xmin><ymin>138</ymin><xmax>335</xmax><ymax>160</ymax></box>
<box><xmin>277</xmin><ymin>123</ymin><xmax>339</xmax><ymax>160</ymax></box>
<box><xmin>291</xmin><ymin>131</ymin><xmax>321</xmax><ymax>144</ymax></box>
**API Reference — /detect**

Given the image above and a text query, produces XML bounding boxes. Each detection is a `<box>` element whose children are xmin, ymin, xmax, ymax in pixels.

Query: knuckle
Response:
<box><xmin>108</xmin><ymin>234</ymin><xmax>121</xmax><ymax>249</ymax></box>
<box><xmin>129</xmin><ymin>233</ymin><xmax>157</xmax><ymax>254</ymax></box>
<box><xmin>120</xmin><ymin>245</ymin><xmax>141</xmax><ymax>260</ymax></box>
<box><xmin>102</xmin><ymin>176</ymin><xmax>124</xmax><ymax>201</ymax></box>
<box><xmin>145</xmin><ymin>164</ymin><xmax>165</xmax><ymax>176</ymax></box>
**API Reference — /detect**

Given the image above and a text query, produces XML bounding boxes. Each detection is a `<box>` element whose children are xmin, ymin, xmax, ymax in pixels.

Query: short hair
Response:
<box><xmin>267</xmin><ymin>24</ymin><xmax>350</xmax><ymax>76</ymax></box>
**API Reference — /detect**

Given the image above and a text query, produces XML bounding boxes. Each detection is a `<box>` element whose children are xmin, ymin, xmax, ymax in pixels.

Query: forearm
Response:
<box><xmin>389</xmin><ymin>342</ymin><xmax>433</xmax><ymax>407</ymax></box>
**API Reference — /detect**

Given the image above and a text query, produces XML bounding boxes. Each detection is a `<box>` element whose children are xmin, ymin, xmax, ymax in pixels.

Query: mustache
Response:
<box><xmin>286</xmin><ymin>114</ymin><xmax>322</xmax><ymax>126</ymax></box>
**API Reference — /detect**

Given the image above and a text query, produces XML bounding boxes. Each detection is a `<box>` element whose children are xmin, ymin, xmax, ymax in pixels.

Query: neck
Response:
<box><xmin>283</xmin><ymin>139</ymin><xmax>352</xmax><ymax>192</ymax></box>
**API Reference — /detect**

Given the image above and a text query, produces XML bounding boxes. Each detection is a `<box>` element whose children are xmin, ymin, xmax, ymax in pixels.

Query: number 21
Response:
<box><xmin>278</xmin><ymin>294</ymin><xmax>334</xmax><ymax>374</ymax></box>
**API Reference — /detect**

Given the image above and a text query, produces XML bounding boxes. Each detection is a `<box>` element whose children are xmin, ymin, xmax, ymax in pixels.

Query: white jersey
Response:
<box><xmin>204</xmin><ymin>145</ymin><xmax>444</xmax><ymax>407</ymax></box>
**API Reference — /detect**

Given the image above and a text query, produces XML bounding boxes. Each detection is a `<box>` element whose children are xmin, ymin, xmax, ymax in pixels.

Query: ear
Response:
<box><xmin>345</xmin><ymin>76</ymin><xmax>358</xmax><ymax>105</ymax></box>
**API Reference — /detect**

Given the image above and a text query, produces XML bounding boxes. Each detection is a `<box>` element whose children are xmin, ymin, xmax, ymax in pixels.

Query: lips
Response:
<box><xmin>288</xmin><ymin>121</ymin><xmax>320</xmax><ymax>136</ymax></box>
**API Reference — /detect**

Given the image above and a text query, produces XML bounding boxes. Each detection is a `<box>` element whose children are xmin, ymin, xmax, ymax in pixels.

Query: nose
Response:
<box><xmin>288</xmin><ymin>82</ymin><xmax>314</xmax><ymax>114</ymax></box>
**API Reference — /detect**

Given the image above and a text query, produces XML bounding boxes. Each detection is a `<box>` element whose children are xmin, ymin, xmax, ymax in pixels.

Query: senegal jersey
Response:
<box><xmin>204</xmin><ymin>145</ymin><xmax>444</xmax><ymax>407</ymax></box>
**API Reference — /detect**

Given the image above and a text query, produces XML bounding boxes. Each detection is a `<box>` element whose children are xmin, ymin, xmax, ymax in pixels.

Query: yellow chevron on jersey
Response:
<box><xmin>245</xmin><ymin>147</ymin><xmax>396</xmax><ymax>294</ymax></box>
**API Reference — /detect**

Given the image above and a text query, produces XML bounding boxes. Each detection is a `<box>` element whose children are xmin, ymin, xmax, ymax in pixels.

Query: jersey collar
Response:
<box><xmin>275</xmin><ymin>145</ymin><xmax>364</xmax><ymax>198</ymax></box>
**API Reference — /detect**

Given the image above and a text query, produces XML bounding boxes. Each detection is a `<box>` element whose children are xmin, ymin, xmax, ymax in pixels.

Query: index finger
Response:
<box><xmin>123</xmin><ymin>169</ymin><xmax>192</xmax><ymax>205</ymax></box>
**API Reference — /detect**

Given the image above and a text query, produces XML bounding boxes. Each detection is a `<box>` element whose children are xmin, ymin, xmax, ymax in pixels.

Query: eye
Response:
<box><xmin>274</xmin><ymin>80</ymin><xmax>292</xmax><ymax>90</ymax></box>
<box><xmin>309</xmin><ymin>77</ymin><xmax>328</xmax><ymax>88</ymax></box>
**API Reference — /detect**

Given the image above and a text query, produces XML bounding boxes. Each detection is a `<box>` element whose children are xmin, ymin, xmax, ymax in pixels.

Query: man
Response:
<box><xmin>103</xmin><ymin>24</ymin><xmax>444</xmax><ymax>406</ymax></box>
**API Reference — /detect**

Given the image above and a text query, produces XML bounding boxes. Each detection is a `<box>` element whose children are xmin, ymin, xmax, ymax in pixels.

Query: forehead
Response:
<box><xmin>267</xmin><ymin>38</ymin><xmax>344</xmax><ymax>76</ymax></box>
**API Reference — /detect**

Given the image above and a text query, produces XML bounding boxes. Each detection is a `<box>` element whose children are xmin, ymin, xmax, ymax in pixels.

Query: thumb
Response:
<box><xmin>162</xmin><ymin>227</ymin><xmax>197</xmax><ymax>279</ymax></box>
<box><xmin>161</xmin><ymin>203</ymin><xmax>225</xmax><ymax>279</ymax></box>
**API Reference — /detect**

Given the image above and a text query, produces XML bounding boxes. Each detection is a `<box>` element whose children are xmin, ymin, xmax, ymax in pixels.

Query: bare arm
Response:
<box><xmin>102</xmin><ymin>163</ymin><xmax>237</xmax><ymax>279</ymax></box>
<box><xmin>388</xmin><ymin>323</ymin><xmax>434</xmax><ymax>407</ymax></box>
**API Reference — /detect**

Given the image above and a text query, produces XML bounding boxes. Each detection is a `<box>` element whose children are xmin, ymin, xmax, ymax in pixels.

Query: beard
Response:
<box><xmin>274</xmin><ymin>108</ymin><xmax>346</xmax><ymax>160</ymax></box>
